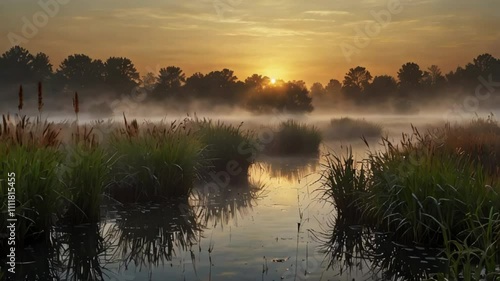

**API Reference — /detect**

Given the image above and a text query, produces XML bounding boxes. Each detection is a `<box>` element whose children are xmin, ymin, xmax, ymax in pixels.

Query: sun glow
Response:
<box><xmin>270</xmin><ymin>78</ymin><xmax>276</xmax><ymax>84</ymax></box>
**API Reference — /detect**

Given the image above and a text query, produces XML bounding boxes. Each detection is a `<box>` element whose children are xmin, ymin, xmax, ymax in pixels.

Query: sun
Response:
<box><xmin>270</xmin><ymin>78</ymin><xmax>276</xmax><ymax>84</ymax></box>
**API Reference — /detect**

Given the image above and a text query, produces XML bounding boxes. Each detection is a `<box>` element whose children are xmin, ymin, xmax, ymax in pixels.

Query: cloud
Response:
<box><xmin>304</xmin><ymin>10</ymin><xmax>351</xmax><ymax>16</ymax></box>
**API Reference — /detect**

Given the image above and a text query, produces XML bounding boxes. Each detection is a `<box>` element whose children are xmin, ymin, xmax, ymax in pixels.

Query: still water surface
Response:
<box><xmin>13</xmin><ymin>118</ymin><xmax>450</xmax><ymax>281</ymax></box>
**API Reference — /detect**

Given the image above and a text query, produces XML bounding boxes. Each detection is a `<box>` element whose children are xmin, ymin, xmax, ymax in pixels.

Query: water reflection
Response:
<box><xmin>192</xmin><ymin>180</ymin><xmax>266</xmax><ymax>229</ymax></box>
<box><xmin>109</xmin><ymin>199</ymin><xmax>201</xmax><ymax>271</ymax></box>
<box><xmin>258</xmin><ymin>156</ymin><xmax>319</xmax><ymax>183</ymax></box>
<box><xmin>14</xmin><ymin>224</ymin><xmax>113</xmax><ymax>281</ymax></box>
<box><xmin>317</xmin><ymin>213</ymin><xmax>448</xmax><ymax>281</ymax></box>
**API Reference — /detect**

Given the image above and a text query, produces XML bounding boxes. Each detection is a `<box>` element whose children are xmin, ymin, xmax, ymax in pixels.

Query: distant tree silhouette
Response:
<box><xmin>141</xmin><ymin>72</ymin><xmax>157</xmax><ymax>93</ymax></box>
<box><xmin>342</xmin><ymin>66</ymin><xmax>372</xmax><ymax>101</ymax></box>
<box><xmin>245</xmin><ymin>74</ymin><xmax>270</xmax><ymax>91</ymax></box>
<box><xmin>56</xmin><ymin>54</ymin><xmax>105</xmax><ymax>92</ymax></box>
<box><xmin>310</xmin><ymin>82</ymin><xmax>326</xmax><ymax>99</ymax></box>
<box><xmin>0</xmin><ymin>46</ymin><xmax>35</xmax><ymax>86</ymax></box>
<box><xmin>284</xmin><ymin>81</ymin><xmax>313</xmax><ymax>113</ymax></box>
<box><xmin>152</xmin><ymin>66</ymin><xmax>186</xmax><ymax>99</ymax></box>
<box><xmin>367</xmin><ymin>75</ymin><xmax>398</xmax><ymax>102</ymax></box>
<box><xmin>325</xmin><ymin>79</ymin><xmax>342</xmax><ymax>96</ymax></box>
<box><xmin>397</xmin><ymin>62</ymin><xmax>424</xmax><ymax>94</ymax></box>
<box><xmin>104</xmin><ymin>57</ymin><xmax>140</xmax><ymax>96</ymax></box>
<box><xmin>1</xmin><ymin>46</ymin><xmax>499</xmax><ymax>114</ymax></box>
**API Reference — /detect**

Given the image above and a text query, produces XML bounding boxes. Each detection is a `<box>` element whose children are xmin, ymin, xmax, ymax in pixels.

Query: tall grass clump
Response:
<box><xmin>110</xmin><ymin>118</ymin><xmax>204</xmax><ymax>202</ymax></box>
<box><xmin>320</xmin><ymin>122</ymin><xmax>500</xmax><ymax>278</ymax></box>
<box><xmin>318</xmin><ymin>148</ymin><xmax>369</xmax><ymax>220</ymax></box>
<box><xmin>265</xmin><ymin>120</ymin><xmax>322</xmax><ymax>155</ymax></box>
<box><xmin>62</xmin><ymin>125</ymin><xmax>116</xmax><ymax>223</ymax></box>
<box><xmin>365</xmin><ymin>130</ymin><xmax>499</xmax><ymax>246</ymax></box>
<box><xmin>327</xmin><ymin>117</ymin><xmax>383</xmax><ymax>140</ymax></box>
<box><xmin>191</xmin><ymin>118</ymin><xmax>256</xmax><ymax>182</ymax></box>
<box><xmin>0</xmin><ymin>143</ymin><xmax>64</xmax><ymax>244</ymax></box>
<box><xmin>436</xmin><ymin>115</ymin><xmax>500</xmax><ymax>176</ymax></box>
<box><xmin>0</xmin><ymin>114</ymin><xmax>64</xmax><ymax>244</ymax></box>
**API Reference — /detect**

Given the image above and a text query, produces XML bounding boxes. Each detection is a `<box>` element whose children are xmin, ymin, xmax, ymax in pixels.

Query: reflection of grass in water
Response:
<box><xmin>109</xmin><ymin>199</ymin><xmax>201</xmax><ymax>271</ymax></box>
<box><xmin>192</xmin><ymin>180</ymin><xmax>266</xmax><ymax>229</ymax></box>
<box><xmin>12</xmin><ymin>224</ymin><xmax>116</xmax><ymax>281</ymax></box>
<box><xmin>314</xmin><ymin>214</ymin><xmax>448</xmax><ymax>281</ymax></box>
<box><xmin>258</xmin><ymin>156</ymin><xmax>319</xmax><ymax>183</ymax></box>
<box><xmin>56</xmin><ymin>224</ymin><xmax>111</xmax><ymax>281</ymax></box>
<box><xmin>313</xmin><ymin>214</ymin><xmax>371</xmax><ymax>276</ymax></box>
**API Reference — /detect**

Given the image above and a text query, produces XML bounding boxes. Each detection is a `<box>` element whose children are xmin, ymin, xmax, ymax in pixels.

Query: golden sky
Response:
<box><xmin>1</xmin><ymin>0</ymin><xmax>499</xmax><ymax>85</ymax></box>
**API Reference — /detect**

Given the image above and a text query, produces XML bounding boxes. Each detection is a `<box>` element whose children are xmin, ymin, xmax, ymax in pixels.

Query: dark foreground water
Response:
<box><xmin>5</xmin><ymin>138</ymin><xmax>450</xmax><ymax>281</ymax></box>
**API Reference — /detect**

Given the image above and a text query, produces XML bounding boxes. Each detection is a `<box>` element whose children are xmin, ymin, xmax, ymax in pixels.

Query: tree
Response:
<box><xmin>153</xmin><ymin>66</ymin><xmax>186</xmax><ymax>99</ymax></box>
<box><xmin>104</xmin><ymin>57</ymin><xmax>140</xmax><ymax>95</ymax></box>
<box><xmin>245</xmin><ymin>74</ymin><xmax>270</xmax><ymax>90</ymax></box>
<box><xmin>56</xmin><ymin>54</ymin><xmax>105</xmax><ymax>91</ymax></box>
<box><xmin>325</xmin><ymin>79</ymin><xmax>342</xmax><ymax>96</ymax></box>
<box><xmin>284</xmin><ymin>81</ymin><xmax>313</xmax><ymax>113</ymax></box>
<box><xmin>141</xmin><ymin>72</ymin><xmax>158</xmax><ymax>93</ymax></box>
<box><xmin>342</xmin><ymin>66</ymin><xmax>372</xmax><ymax>99</ymax></box>
<box><xmin>310</xmin><ymin>82</ymin><xmax>326</xmax><ymax>99</ymax></box>
<box><xmin>0</xmin><ymin>46</ymin><xmax>35</xmax><ymax>85</ymax></box>
<box><xmin>397</xmin><ymin>62</ymin><xmax>424</xmax><ymax>93</ymax></box>
<box><xmin>183</xmin><ymin>72</ymin><xmax>205</xmax><ymax>98</ymax></box>
<box><xmin>367</xmin><ymin>75</ymin><xmax>398</xmax><ymax>100</ymax></box>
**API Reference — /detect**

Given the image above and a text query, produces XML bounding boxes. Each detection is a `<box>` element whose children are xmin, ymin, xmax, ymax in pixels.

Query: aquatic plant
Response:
<box><xmin>318</xmin><ymin>147</ymin><xmax>369</xmax><ymax>220</ymax></box>
<box><xmin>109</xmin><ymin>118</ymin><xmax>204</xmax><ymax>202</ymax></box>
<box><xmin>433</xmin><ymin>115</ymin><xmax>500</xmax><ymax>176</ymax></box>
<box><xmin>0</xmin><ymin>143</ymin><xmax>65</xmax><ymax>244</ymax></box>
<box><xmin>191</xmin><ymin>118</ymin><xmax>256</xmax><ymax>182</ymax></box>
<box><xmin>265</xmin><ymin>119</ymin><xmax>322</xmax><ymax>155</ymax></box>
<box><xmin>320</xmin><ymin>123</ymin><xmax>500</xmax><ymax>279</ymax></box>
<box><xmin>327</xmin><ymin>117</ymin><xmax>383</xmax><ymax>140</ymax></box>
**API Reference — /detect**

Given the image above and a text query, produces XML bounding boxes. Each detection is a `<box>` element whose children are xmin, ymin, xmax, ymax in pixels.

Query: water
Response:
<box><xmin>8</xmin><ymin>115</ymin><xmax>452</xmax><ymax>281</ymax></box>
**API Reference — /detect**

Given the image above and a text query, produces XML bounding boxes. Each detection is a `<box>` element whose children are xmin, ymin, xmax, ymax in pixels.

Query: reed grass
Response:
<box><xmin>62</xmin><ymin>143</ymin><xmax>115</xmax><ymax>224</ymax></box>
<box><xmin>109</xmin><ymin>118</ymin><xmax>204</xmax><ymax>202</ymax></box>
<box><xmin>327</xmin><ymin>117</ymin><xmax>383</xmax><ymax>140</ymax></box>
<box><xmin>318</xmin><ymin>147</ymin><xmax>369</xmax><ymax>220</ymax></box>
<box><xmin>265</xmin><ymin>120</ymin><xmax>322</xmax><ymax>155</ymax></box>
<box><xmin>434</xmin><ymin>115</ymin><xmax>500</xmax><ymax>176</ymax></box>
<box><xmin>191</xmin><ymin>118</ymin><xmax>255</xmax><ymax>182</ymax></box>
<box><xmin>0</xmin><ymin>143</ymin><xmax>65</xmax><ymax>244</ymax></box>
<box><xmin>320</xmin><ymin>122</ymin><xmax>500</xmax><ymax>279</ymax></box>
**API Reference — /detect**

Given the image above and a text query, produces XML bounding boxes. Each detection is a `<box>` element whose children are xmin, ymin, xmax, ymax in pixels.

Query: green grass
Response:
<box><xmin>318</xmin><ymin>147</ymin><xmax>369</xmax><ymax>220</ymax></box>
<box><xmin>265</xmin><ymin>120</ymin><xmax>322</xmax><ymax>155</ymax></box>
<box><xmin>434</xmin><ymin>115</ymin><xmax>500</xmax><ymax>176</ymax></box>
<box><xmin>0</xmin><ymin>143</ymin><xmax>65</xmax><ymax>245</ymax></box>
<box><xmin>191</xmin><ymin>118</ymin><xmax>256</xmax><ymax>183</ymax></box>
<box><xmin>327</xmin><ymin>117</ymin><xmax>383</xmax><ymax>140</ymax></box>
<box><xmin>62</xmin><ymin>144</ymin><xmax>115</xmax><ymax>224</ymax></box>
<box><xmin>320</xmin><ymin>123</ymin><xmax>500</xmax><ymax>279</ymax></box>
<box><xmin>109</xmin><ymin>119</ymin><xmax>204</xmax><ymax>202</ymax></box>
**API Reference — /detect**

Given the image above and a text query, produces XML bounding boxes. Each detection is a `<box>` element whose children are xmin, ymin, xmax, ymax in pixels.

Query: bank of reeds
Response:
<box><xmin>320</xmin><ymin>121</ymin><xmax>500</xmax><ymax>279</ymax></box>
<box><xmin>109</xmin><ymin>117</ymin><xmax>204</xmax><ymax>202</ymax></box>
<box><xmin>191</xmin><ymin>118</ymin><xmax>256</xmax><ymax>183</ymax></box>
<box><xmin>327</xmin><ymin>117</ymin><xmax>383</xmax><ymax>140</ymax></box>
<box><xmin>265</xmin><ymin>120</ymin><xmax>322</xmax><ymax>155</ymax></box>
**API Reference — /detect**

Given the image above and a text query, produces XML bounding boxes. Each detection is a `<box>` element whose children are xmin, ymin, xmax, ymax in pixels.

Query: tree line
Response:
<box><xmin>1</xmin><ymin>46</ymin><xmax>499</xmax><ymax>114</ymax></box>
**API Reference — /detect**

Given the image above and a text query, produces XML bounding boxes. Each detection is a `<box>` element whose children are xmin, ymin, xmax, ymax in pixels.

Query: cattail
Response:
<box><xmin>18</xmin><ymin>85</ymin><xmax>23</xmax><ymax>112</ymax></box>
<box><xmin>73</xmin><ymin>92</ymin><xmax>80</xmax><ymax>119</ymax></box>
<box><xmin>37</xmin><ymin>82</ymin><xmax>44</xmax><ymax>113</ymax></box>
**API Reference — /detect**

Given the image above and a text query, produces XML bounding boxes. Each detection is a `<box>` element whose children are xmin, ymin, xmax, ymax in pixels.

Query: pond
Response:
<box><xmin>9</xmin><ymin>135</ymin><xmax>450</xmax><ymax>281</ymax></box>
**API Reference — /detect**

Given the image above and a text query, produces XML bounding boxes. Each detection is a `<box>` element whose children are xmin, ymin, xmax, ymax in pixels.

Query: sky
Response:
<box><xmin>1</xmin><ymin>0</ymin><xmax>499</xmax><ymax>86</ymax></box>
